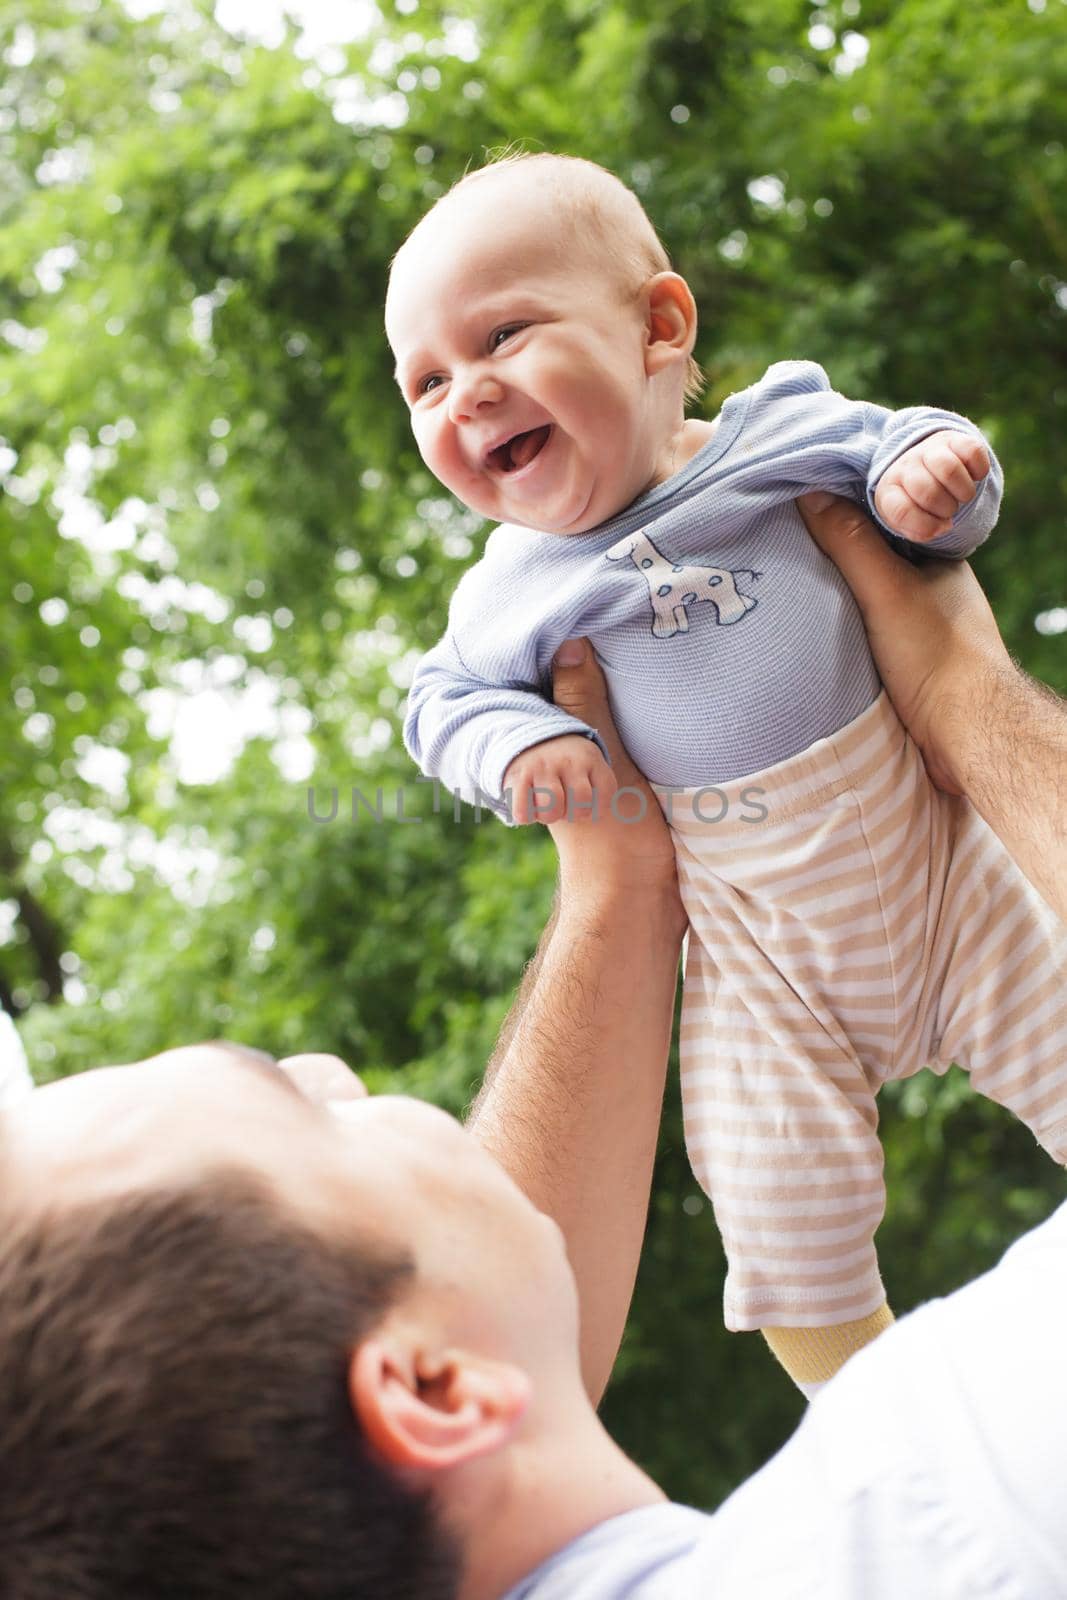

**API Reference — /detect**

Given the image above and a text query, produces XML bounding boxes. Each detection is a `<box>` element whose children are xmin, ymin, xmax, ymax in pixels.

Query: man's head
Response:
<box><xmin>0</xmin><ymin>1047</ymin><xmax>584</xmax><ymax>1599</ymax></box>
<box><xmin>386</xmin><ymin>153</ymin><xmax>704</xmax><ymax>536</ymax></box>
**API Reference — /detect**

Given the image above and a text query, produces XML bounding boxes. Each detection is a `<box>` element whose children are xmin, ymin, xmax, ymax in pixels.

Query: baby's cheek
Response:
<box><xmin>418</xmin><ymin>425</ymin><xmax>461</xmax><ymax>491</ymax></box>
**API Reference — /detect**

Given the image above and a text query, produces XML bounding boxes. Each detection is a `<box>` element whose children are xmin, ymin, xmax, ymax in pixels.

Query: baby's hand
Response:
<box><xmin>873</xmin><ymin>430</ymin><xmax>990</xmax><ymax>543</ymax></box>
<box><xmin>503</xmin><ymin>734</ymin><xmax>617</xmax><ymax>825</ymax></box>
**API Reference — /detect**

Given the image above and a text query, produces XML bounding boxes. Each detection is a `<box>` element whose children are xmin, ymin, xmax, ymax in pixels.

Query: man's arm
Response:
<box><xmin>466</xmin><ymin>639</ymin><xmax>686</xmax><ymax>1406</ymax></box>
<box><xmin>799</xmin><ymin>492</ymin><xmax>1066</xmax><ymax>921</ymax></box>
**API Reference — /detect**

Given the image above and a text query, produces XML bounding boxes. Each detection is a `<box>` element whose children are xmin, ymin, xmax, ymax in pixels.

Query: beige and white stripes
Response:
<box><xmin>656</xmin><ymin>691</ymin><xmax>1067</xmax><ymax>1331</ymax></box>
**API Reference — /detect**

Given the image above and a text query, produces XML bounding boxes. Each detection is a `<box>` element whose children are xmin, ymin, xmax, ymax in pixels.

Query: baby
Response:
<box><xmin>387</xmin><ymin>153</ymin><xmax>1067</xmax><ymax>1394</ymax></box>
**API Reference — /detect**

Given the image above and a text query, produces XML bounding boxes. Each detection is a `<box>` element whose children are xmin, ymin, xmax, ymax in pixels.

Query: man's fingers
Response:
<box><xmin>548</xmin><ymin>639</ymin><xmax>661</xmax><ymax>831</ymax></box>
<box><xmin>798</xmin><ymin>491</ymin><xmax>881</xmax><ymax>552</ymax></box>
<box><xmin>799</xmin><ymin>486</ymin><xmax>1003</xmax><ymax>685</ymax></box>
<box><xmin>797</xmin><ymin>492</ymin><xmax>906</xmax><ymax>608</ymax></box>
<box><xmin>550</xmin><ymin>639</ymin><xmax>626</xmax><ymax>773</ymax></box>
<box><xmin>545</xmin><ymin>645</ymin><xmax>682</xmax><ymax>896</ymax></box>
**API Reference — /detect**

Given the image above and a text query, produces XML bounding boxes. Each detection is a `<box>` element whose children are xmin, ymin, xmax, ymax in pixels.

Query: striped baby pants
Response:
<box><xmin>659</xmin><ymin>691</ymin><xmax>1067</xmax><ymax>1332</ymax></box>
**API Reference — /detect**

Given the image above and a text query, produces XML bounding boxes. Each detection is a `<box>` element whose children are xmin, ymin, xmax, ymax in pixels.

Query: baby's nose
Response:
<box><xmin>448</xmin><ymin>367</ymin><xmax>504</xmax><ymax>423</ymax></box>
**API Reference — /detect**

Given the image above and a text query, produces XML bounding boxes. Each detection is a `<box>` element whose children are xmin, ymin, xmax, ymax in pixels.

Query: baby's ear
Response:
<box><xmin>644</xmin><ymin>272</ymin><xmax>698</xmax><ymax>375</ymax></box>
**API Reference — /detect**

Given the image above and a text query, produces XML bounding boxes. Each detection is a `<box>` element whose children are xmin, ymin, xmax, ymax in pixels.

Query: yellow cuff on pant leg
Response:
<box><xmin>762</xmin><ymin>1301</ymin><xmax>895</xmax><ymax>1386</ymax></box>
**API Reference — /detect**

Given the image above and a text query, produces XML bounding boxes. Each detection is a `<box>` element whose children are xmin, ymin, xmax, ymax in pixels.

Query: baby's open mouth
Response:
<box><xmin>489</xmin><ymin>425</ymin><xmax>551</xmax><ymax>474</ymax></box>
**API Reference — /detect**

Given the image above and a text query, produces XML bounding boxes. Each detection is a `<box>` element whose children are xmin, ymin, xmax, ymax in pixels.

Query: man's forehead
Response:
<box><xmin>0</xmin><ymin>1069</ymin><xmax>167</xmax><ymax>1217</ymax></box>
<box><xmin>0</xmin><ymin>1052</ymin><xmax>441</xmax><ymax>1259</ymax></box>
<box><xmin>0</xmin><ymin>1049</ymin><xmax>310</xmax><ymax>1206</ymax></box>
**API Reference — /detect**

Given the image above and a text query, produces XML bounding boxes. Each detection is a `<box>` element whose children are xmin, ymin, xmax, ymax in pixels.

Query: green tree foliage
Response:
<box><xmin>2</xmin><ymin>0</ymin><xmax>1065</xmax><ymax>1506</ymax></box>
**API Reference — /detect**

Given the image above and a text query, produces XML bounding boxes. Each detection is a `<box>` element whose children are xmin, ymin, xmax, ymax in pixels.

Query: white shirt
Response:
<box><xmin>0</xmin><ymin>1011</ymin><xmax>33</xmax><ymax>1110</ymax></box>
<box><xmin>503</xmin><ymin>1200</ymin><xmax>1067</xmax><ymax>1598</ymax></box>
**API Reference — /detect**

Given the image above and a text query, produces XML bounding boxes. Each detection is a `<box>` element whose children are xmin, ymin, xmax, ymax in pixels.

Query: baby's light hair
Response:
<box><xmin>407</xmin><ymin>150</ymin><xmax>705</xmax><ymax>406</ymax></box>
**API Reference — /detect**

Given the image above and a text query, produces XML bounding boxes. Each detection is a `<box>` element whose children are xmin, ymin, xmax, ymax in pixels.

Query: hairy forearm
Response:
<box><xmin>948</xmin><ymin>665</ymin><xmax>1067</xmax><ymax>922</ymax></box>
<box><xmin>467</xmin><ymin>884</ymin><xmax>682</xmax><ymax>1406</ymax></box>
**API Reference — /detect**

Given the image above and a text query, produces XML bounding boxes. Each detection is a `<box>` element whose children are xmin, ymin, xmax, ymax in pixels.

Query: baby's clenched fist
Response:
<box><xmin>503</xmin><ymin>733</ymin><xmax>616</xmax><ymax>825</ymax></box>
<box><xmin>873</xmin><ymin>430</ymin><xmax>990</xmax><ymax>543</ymax></box>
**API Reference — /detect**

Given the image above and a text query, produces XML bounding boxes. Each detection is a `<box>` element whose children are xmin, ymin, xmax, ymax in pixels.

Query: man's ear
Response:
<box><xmin>349</xmin><ymin>1336</ymin><xmax>532</xmax><ymax>1473</ymax></box>
<box><xmin>643</xmin><ymin>272</ymin><xmax>698</xmax><ymax>377</ymax></box>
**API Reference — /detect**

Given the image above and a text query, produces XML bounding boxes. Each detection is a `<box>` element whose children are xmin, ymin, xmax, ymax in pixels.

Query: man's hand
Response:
<box><xmin>799</xmin><ymin>491</ymin><xmax>1009</xmax><ymax>791</ymax></box>
<box><xmin>873</xmin><ymin>430</ymin><xmax>990</xmax><ymax>542</ymax></box>
<box><xmin>546</xmin><ymin>639</ymin><xmax>684</xmax><ymax>922</ymax></box>
<box><xmin>503</xmin><ymin>733</ymin><xmax>617</xmax><ymax>826</ymax></box>
<box><xmin>799</xmin><ymin>492</ymin><xmax>1066</xmax><ymax>920</ymax></box>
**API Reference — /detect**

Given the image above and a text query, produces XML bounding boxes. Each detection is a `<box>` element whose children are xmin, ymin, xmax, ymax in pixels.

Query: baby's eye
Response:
<box><xmin>490</xmin><ymin>323</ymin><xmax>526</xmax><ymax>350</ymax></box>
<box><xmin>416</xmin><ymin>373</ymin><xmax>444</xmax><ymax>397</ymax></box>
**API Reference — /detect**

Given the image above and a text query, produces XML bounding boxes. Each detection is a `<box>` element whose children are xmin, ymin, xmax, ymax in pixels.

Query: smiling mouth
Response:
<box><xmin>488</xmin><ymin>425</ymin><xmax>551</xmax><ymax>474</ymax></box>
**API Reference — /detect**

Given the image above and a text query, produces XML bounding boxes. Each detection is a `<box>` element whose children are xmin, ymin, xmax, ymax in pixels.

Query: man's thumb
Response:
<box><xmin>797</xmin><ymin>491</ymin><xmax>835</xmax><ymax>515</ymax></box>
<box><xmin>551</xmin><ymin>637</ymin><xmax>606</xmax><ymax>719</ymax></box>
<box><xmin>553</xmin><ymin>638</ymin><xmax>586</xmax><ymax>667</ymax></box>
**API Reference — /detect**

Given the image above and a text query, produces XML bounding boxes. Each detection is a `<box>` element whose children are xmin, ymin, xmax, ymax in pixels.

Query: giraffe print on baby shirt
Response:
<box><xmin>607</xmin><ymin>530</ymin><xmax>760</xmax><ymax>640</ymax></box>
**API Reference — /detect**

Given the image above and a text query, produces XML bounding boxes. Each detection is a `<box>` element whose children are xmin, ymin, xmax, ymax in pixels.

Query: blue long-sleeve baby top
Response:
<box><xmin>404</xmin><ymin>362</ymin><xmax>1001</xmax><ymax>817</ymax></box>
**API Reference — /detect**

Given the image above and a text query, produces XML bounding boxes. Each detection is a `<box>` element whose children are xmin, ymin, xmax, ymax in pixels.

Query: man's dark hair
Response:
<box><xmin>0</xmin><ymin>1170</ymin><xmax>460</xmax><ymax>1599</ymax></box>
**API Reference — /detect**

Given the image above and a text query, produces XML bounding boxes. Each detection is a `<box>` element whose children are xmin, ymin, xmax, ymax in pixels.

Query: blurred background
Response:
<box><xmin>2</xmin><ymin>0</ymin><xmax>1065</xmax><ymax>1506</ymax></box>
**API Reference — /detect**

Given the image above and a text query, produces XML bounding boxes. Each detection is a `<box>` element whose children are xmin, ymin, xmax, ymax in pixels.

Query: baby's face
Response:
<box><xmin>386</xmin><ymin>190</ymin><xmax>667</xmax><ymax>535</ymax></box>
